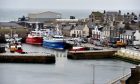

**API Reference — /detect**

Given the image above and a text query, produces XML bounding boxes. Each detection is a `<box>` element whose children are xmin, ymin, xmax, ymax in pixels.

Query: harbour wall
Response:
<box><xmin>68</xmin><ymin>50</ymin><xmax>117</xmax><ymax>59</ymax></box>
<box><xmin>68</xmin><ymin>48</ymin><xmax>140</xmax><ymax>64</ymax></box>
<box><xmin>114</xmin><ymin>48</ymin><xmax>140</xmax><ymax>64</ymax></box>
<box><xmin>0</xmin><ymin>52</ymin><xmax>55</xmax><ymax>64</ymax></box>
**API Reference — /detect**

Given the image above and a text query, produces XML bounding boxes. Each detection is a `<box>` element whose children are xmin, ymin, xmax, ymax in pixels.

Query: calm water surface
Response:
<box><xmin>0</xmin><ymin>44</ymin><xmax>135</xmax><ymax>84</ymax></box>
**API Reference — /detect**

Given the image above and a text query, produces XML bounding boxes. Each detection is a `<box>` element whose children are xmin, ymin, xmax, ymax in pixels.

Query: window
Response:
<box><xmin>83</xmin><ymin>31</ymin><xmax>85</xmax><ymax>34</ymax></box>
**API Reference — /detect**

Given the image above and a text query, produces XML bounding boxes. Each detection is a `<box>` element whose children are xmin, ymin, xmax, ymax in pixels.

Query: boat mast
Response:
<box><xmin>35</xmin><ymin>22</ymin><xmax>39</xmax><ymax>36</ymax></box>
<box><xmin>35</xmin><ymin>22</ymin><xmax>39</xmax><ymax>31</ymax></box>
<box><xmin>10</xmin><ymin>27</ymin><xmax>13</xmax><ymax>38</ymax></box>
<box><xmin>56</xmin><ymin>24</ymin><xmax>61</xmax><ymax>35</ymax></box>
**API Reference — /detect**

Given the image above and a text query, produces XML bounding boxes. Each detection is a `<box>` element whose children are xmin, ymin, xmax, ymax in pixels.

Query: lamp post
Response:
<box><xmin>93</xmin><ymin>64</ymin><xmax>95</xmax><ymax>84</ymax></box>
<box><xmin>109</xmin><ymin>27</ymin><xmax>111</xmax><ymax>44</ymax></box>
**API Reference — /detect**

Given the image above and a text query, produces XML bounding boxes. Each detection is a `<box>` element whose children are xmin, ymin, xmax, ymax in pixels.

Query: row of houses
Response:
<box><xmin>21</xmin><ymin>11</ymin><xmax>140</xmax><ymax>45</ymax></box>
<box><xmin>62</xmin><ymin>24</ymin><xmax>138</xmax><ymax>38</ymax></box>
<box><xmin>0</xmin><ymin>21</ymin><xmax>139</xmax><ymax>45</ymax></box>
<box><xmin>1</xmin><ymin>10</ymin><xmax>139</xmax><ymax>45</ymax></box>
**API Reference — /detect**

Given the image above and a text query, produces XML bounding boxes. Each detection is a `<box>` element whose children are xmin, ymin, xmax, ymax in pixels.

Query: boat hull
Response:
<box><xmin>43</xmin><ymin>40</ymin><xmax>66</xmax><ymax>50</ymax></box>
<box><xmin>26</xmin><ymin>37</ymin><xmax>43</xmax><ymax>45</ymax></box>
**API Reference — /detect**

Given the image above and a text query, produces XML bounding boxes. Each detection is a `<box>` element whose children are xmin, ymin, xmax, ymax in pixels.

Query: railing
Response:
<box><xmin>107</xmin><ymin>73</ymin><xmax>131</xmax><ymax>84</ymax></box>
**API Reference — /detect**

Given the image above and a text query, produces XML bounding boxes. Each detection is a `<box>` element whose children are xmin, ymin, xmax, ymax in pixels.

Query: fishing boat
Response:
<box><xmin>43</xmin><ymin>35</ymin><xmax>67</xmax><ymax>50</ymax></box>
<box><xmin>5</xmin><ymin>32</ymin><xmax>22</xmax><ymax>47</ymax></box>
<box><xmin>5</xmin><ymin>33</ymin><xmax>23</xmax><ymax>53</ymax></box>
<box><xmin>70</xmin><ymin>46</ymin><xmax>86</xmax><ymax>51</ymax></box>
<box><xmin>7</xmin><ymin>38</ymin><xmax>24</xmax><ymax>53</ymax></box>
<box><xmin>43</xmin><ymin>24</ymin><xmax>72</xmax><ymax>50</ymax></box>
<box><xmin>26</xmin><ymin>22</ymin><xmax>43</xmax><ymax>45</ymax></box>
<box><xmin>67</xmin><ymin>39</ymin><xmax>87</xmax><ymax>51</ymax></box>
<box><xmin>26</xmin><ymin>31</ymin><xmax>43</xmax><ymax>45</ymax></box>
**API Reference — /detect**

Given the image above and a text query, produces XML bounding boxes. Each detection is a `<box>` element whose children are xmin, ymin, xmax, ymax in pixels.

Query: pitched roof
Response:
<box><xmin>87</xmin><ymin>22</ymin><xmax>96</xmax><ymax>29</ymax></box>
<box><xmin>74</xmin><ymin>25</ymin><xmax>84</xmax><ymax>30</ymax></box>
<box><xmin>63</xmin><ymin>26</ymin><xmax>71</xmax><ymax>30</ymax></box>
<box><xmin>28</xmin><ymin>11</ymin><xmax>62</xmax><ymax>18</ymax></box>
<box><xmin>124</xmin><ymin>30</ymin><xmax>135</xmax><ymax>35</ymax></box>
<box><xmin>40</xmin><ymin>11</ymin><xmax>61</xmax><ymax>15</ymax></box>
<box><xmin>105</xmin><ymin>11</ymin><xmax>119</xmax><ymax>16</ymax></box>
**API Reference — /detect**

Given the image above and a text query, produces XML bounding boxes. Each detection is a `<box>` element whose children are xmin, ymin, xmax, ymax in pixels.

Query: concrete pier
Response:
<box><xmin>68</xmin><ymin>50</ymin><xmax>117</xmax><ymax>59</ymax></box>
<box><xmin>114</xmin><ymin>48</ymin><xmax>140</xmax><ymax>64</ymax></box>
<box><xmin>0</xmin><ymin>52</ymin><xmax>55</xmax><ymax>64</ymax></box>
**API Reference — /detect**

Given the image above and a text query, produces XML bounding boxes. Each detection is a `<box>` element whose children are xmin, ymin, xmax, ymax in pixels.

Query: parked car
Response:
<box><xmin>81</xmin><ymin>38</ymin><xmax>88</xmax><ymax>43</ymax></box>
<box><xmin>94</xmin><ymin>40</ymin><xmax>102</xmax><ymax>46</ymax></box>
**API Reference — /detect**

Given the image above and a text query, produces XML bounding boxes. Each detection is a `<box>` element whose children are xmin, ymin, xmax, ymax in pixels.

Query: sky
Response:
<box><xmin>0</xmin><ymin>0</ymin><xmax>140</xmax><ymax>10</ymax></box>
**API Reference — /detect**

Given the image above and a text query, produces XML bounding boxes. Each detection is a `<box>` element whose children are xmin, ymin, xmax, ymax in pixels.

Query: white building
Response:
<box><xmin>133</xmin><ymin>30</ymin><xmax>140</xmax><ymax>45</ymax></box>
<box><xmin>56</xmin><ymin>19</ymin><xmax>79</xmax><ymax>23</ymax></box>
<box><xmin>83</xmin><ymin>25</ymin><xmax>89</xmax><ymax>37</ymax></box>
<box><xmin>70</xmin><ymin>25</ymin><xmax>83</xmax><ymax>37</ymax></box>
<box><xmin>102</xmin><ymin>26</ymin><xmax>110</xmax><ymax>39</ymax></box>
<box><xmin>70</xmin><ymin>24</ymin><xmax>89</xmax><ymax>37</ymax></box>
<box><xmin>92</xmin><ymin>26</ymin><xmax>102</xmax><ymax>40</ymax></box>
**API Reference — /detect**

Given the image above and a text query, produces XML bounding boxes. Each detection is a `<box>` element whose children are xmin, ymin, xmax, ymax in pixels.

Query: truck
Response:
<box><xmin>109</xmin><ymin>37</ymin><xmax>126</xmax><ymax>48</ymax></box>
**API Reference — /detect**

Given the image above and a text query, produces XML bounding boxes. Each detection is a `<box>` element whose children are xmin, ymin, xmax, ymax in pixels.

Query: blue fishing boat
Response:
<box><xmin>42</xmin><ymin>24</ymin><xmax>72</xmax><ymax>50</ymax></box>
<box><xmin>43</xmin><ymin>35</ymin><xmax>67</xmax><ymax>50</ymax></box>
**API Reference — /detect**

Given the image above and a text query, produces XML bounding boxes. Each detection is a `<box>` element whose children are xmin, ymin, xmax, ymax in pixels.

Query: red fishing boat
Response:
<box><xmin>26</xmin><ymin>22</ymin><xmax>43</xmax><ymax>45</ymax></box>
<box><xmin>26</xmin><ymin>31</ymin><xmax>43</xmax><ymax>45</ymax></box>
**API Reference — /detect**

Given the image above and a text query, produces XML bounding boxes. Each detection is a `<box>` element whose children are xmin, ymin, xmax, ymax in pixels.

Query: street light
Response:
<box><xmin>93</xmin><ymin>64</ymin><xmax>95</xmax><ymax>84</ymax></box>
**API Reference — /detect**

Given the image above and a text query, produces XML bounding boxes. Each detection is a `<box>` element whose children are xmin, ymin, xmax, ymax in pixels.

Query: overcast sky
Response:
<box><xmin>0</xmin><ymin>0</ymin><xmax>140</xmax><ymax>10</ymax></box>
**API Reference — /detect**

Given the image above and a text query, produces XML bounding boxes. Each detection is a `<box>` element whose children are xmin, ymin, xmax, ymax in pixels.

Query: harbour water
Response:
<box><xmin>0</xmin><ymin>44</ymin><xmax>135</xmax><ymax>84</ymax></box>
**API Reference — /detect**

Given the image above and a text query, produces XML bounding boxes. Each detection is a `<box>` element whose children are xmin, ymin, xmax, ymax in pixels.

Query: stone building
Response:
<box><xmin>70</xmin><ymin>25</ymin><xmax>83</xmax><ymax>37</ymax></box>
<box><xmin>61</xmin><ymin>25</ymin><xmax>72</xmax><ymax>37</ymax></box>
<box><xmin>70</xmin><ymin>24</ymin><xmax>89</xmax><ymax>37</ymax></box>
<box><xmin>103</xmin><ymin>10</ymin><xmax>121</xmax><ymax>22</ymax></box>
<box><xmin>0</xmin><ymin>22</ymin><xmax>28</xmax><ymax>42</ymax></box>
<box><xmin>89</xmin><ymin>11</ymin><xmax>104</xmax><ymax>24</ymax></box>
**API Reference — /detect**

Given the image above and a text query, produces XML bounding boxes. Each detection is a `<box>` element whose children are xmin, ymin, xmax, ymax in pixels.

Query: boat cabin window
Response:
<box><xmin>31</xmin><ymin>32</ymin><xmax>36</xmax><ymax>35</ymax></box>
<box><xmin>31</xmin><ymin>32</ymin><xmax>41</xmax><ymax>36</ymax></box>
<box><xmin>53</xmin><ymin>36</ymin><xmax>63</xmax><ymax>38</ymax></box>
